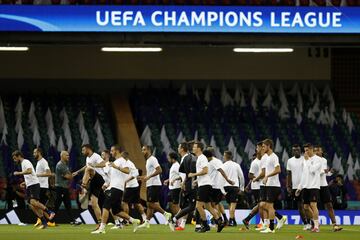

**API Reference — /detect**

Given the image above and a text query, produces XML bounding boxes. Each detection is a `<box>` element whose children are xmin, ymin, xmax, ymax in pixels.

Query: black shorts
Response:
<box><xmin>124</xmin><ymin>187</ymin><xmax>140</xmax><ymax>204</ymax></box>
<box><xmin>103</xmin><ymin>189</ymin><xmax>112</xmax><ymax>210</ymax></box>
<box><xmin>26</xmin><ymin>184</ymin><xmax>40</xmax><ymax>202</ymax></box>
<box><xmin>224</xmin><ymin>186</ymin><xmax>239</xmax><ymax>203</ymax></box>
<box><xmin>303</xmin><ymin>188</ymin><xmax>320</xmax><ymax>204</ymax></box>
<box><xmin>265</xmin><ymin>186</ymin><xmax>281</xmax><ymax>203</ymax></box>
<box><xmin>103</xmin><ymin>188</ymin><xmax>123</xmax><ymax>215</ymax></box>
<box><xmin>168</xmin><ymin>188</ymin><xmax>181</xmax><ymax>204</ymax></box>
<box><xmin>196</xmin><ymin>185</ymin><xmax>212</xmax><ymax>203</ymax></box>
<box><xmin>291</xmin><ymin>189</ymin><xmax>303</xmax><ymax>202</ymax></box>
<box><xmin>320</xmin><ymin>186</ymin><xmax>332</xmax><ymax>204</ymax></box>
<box><xmin>259</xmin><ymin>186</ymin><xmax>266</xmax><ymax>202</ymax></box>
<box><xmin>181</xmin><ymin>189</ymin><xmax>196</xmax><ymax>208</ymax></box>
<box><xmin>39</xmin><ymin>188</ymin><xmax>48</xmax><ymax>205</ymax></box>
<box><xmin>147</xmin><ymin>186</ymin><xmax>161</xmax><ymax>203</ymax></box>
<box><xmin>252</xmin><ymin>189</ymin><xmax>260</xmax><ymax>204</ymax></box>
<box><xmin>89</xmin><ymin>172</ymin><xmax>105</xmax><ymax>198</ymax></box>
<box><xmin>210</xmin><ymin>188</ymin><xmax>224</xmax><ymax>204</ymax></box>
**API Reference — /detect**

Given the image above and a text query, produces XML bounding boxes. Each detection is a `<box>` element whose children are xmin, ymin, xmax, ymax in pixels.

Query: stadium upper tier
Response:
<box><xmin>0</xmin><ymin>0</ymin><xmax>358</xmax><ymax>6</ymax></box>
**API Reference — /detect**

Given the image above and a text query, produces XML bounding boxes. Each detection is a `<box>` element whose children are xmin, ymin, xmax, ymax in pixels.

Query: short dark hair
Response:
<box><xmin>81</xmin><ymin>144</ymin><xmax>93</xmax><ymax>151</ymax></box>
<box><xmin>168</xmin><ymin>152</ymin><xmax>178</xmax><ymax>161</ymax></box>
<box><xmin>314</xmin><ymin>145</ymin><xmax>322</xmax><ymax>149</ymax></box>
<box><xmin>292</xmin><ymin>144</ymin><xmax>301</xmax><ymax>148</ymax></box>
<box><xmin>187</xmin><ymin>140</ymin><xmax>195</xmax><ymax>151</ymax></box>
<box><xmin>303</xmin><ymin>143</ymin><xmax>313</xmax><ymax>149</ymax></box>
<box><xmin>206</xmin><ymin>146</ymin><xmax>215</xmax><ymax>156</ymax></box>
<box><xmin>256</xmin><ymin>141</ymin><xmax>263</xmax><ymax>146</ymax></box>
<box><xmin>224</xmin><ymin>150</ymin><xmax>233</xmax><ymax>159</ymax></box>
<box><xmin>102</xmin><ymin>149</ymin><xmax>110</xmax><ymax>155</ymax></box>
<box><xmin>112</xmin><ymin>145</ymin><xmax>123</xmax><ymax>152</ymax></box>
<box><xmin>336</xmin><ymin>174</ymin><xmax>344</xmax><ymax>179</ymax></box>
<box><xmin>262</xmin><ymin>139</ymin><xmax>273</xmax><ymax>149</ymax></box>
<box><xmin>34</xmin><ymin>147</ymin><xmax>43</xmax><ymax>156</ymax></box>
<box><xmin>143</xmin><ymin>145</ymin><xmax>152</xmax><ymax>152</ymax></box>
<box><xmin>179</xmin><ymin>142</ymin><xmax>189</xmax><ymax>152</ymax></box>
<box><xmin>121</xmin><ymin>151</ymin><xmax>129</xmax><ymax>159</ymax></box>
<box><xmin>12</xmin><ymin>150</ymin><xmax>24</xmax><ymax>158</ymax></box>
<box><xmin>203</xmin><ymin>149</ymin><xmax>213</xmax><ymax>158</ymax></box>
<box><xmin>194</xmin><ymin>142</ymin><xmax>205</xmax><ymax>151</ymax></box>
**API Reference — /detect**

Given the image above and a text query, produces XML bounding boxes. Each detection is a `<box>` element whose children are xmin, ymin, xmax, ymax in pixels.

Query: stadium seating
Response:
<box><xmin>0</xmin><ymin>94</ymin><xmax>115</xmax><ymax>196</ymax></box>
<box><xmin>131</xmin><ymin>83</ymin><xmax>360</xmax><ymax>201</ymax></box>
<box><xmin>1</xmin><ymin>85</ymin><xmax>359</xmax><ymax>205</ymax></box>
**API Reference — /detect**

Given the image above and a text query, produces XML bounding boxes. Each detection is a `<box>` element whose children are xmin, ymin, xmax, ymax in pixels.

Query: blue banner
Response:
<box><xmin>0</xmin><ymin>6</ymin><xmax>360</xmax><ymax>33</ymax></box>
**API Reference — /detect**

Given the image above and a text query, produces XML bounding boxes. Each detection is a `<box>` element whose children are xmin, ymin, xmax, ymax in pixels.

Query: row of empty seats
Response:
<box><xmin>0</xmin><ymin>94</ymin><xmax>115</xmax><ymax>178</ymax></box>
<box><xmin>131</xmin><ymin>83</ymin><xmax>360</xmax><ymax>200</ymax></box>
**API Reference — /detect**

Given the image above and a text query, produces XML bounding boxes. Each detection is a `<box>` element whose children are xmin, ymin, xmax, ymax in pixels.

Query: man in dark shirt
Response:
<box><xmin>330</xmin><ymin>174</ymin><xmax>348</xmax><ymax>210</ymax></box>
<box><xmin>54</xmin><ymin>151</ymin><xmax>81</xmax><ymax>225</ymax></box>
<box><xmin>170</xmin><ymin>142</ymin><xmax>197</xmax><ymax>231</ymax></box>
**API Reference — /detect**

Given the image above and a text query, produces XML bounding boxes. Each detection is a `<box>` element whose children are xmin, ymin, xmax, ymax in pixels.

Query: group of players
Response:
<box><xmin>11</xmin><ymin>138</ymin><xmax>343</xmax><ymax>234</ymax></box>
<box><xmin>243</xmin><ymin>141</ymin><xmax>343</xmax><ymax>233</ymax></box>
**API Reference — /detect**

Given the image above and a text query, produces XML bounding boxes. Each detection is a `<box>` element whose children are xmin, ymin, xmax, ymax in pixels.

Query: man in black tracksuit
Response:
<box><xmin>170</xmin><ymin>142</ymin><xmax>197</xmax><ymax>231</ymax></box>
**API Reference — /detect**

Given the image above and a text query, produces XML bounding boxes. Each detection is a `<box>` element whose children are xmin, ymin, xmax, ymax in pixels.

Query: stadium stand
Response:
<box><xmin>1</xmin><ymin>83</ymin><xmax>359</xmax><ymax>209</ymax></box>
<box><xmin>131</xmin><ymin>83</ymin><xmax>360</xmax><ymax>203</ymax></box>
<box><xmin>0</xmin><ymin>95</ymin><xmax>115</xmax><ymax>203</ymax></box>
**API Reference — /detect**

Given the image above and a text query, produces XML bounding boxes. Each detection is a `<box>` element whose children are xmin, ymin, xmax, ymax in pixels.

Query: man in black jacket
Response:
<box><xmin>330</xmin><ymin>174</ymin><xmax>348</xmax><ymax>210</ymax></box>
<box><xmin>170</xmin><ymin>142</ymin><xmax>197</xmax><ymax>231</ymax></box>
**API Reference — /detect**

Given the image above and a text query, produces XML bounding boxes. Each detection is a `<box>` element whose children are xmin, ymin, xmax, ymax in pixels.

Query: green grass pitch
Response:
<box><xmin>0</xmin><ymin>224</ymin><xmax>359</xmax><ymax>240</ymax></box>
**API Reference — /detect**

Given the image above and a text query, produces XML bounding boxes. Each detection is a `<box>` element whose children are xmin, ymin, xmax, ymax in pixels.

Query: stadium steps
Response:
<box><xmin>111</xmin><ymin>95</ymin><xmax>146</xmax><ymax>200</ymax></box>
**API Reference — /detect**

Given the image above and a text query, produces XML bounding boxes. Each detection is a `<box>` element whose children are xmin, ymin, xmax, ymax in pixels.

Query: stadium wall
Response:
<box><xmin>0</xmin><ymin>46</ymin><xmax>330</xmax><ymax>81</ymax></box>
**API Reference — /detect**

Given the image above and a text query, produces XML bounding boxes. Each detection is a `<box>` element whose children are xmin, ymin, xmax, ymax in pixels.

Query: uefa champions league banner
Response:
<box><xmin>0</xmin><ymin>6</ymin><xmax>360</xmax><ymax>33</ymax></box>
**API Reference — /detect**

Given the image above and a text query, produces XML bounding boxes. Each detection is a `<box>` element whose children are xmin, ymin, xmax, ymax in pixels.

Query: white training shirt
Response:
<box><xmin>222</xmin><ymin>160</ymin><xmax>245</xmax><ymax>191</ymax></box>
<box><xmin>21</xmin><ymin>159</ymin><xmax>39</xmax><ymax>187</ymax></box>
<box><xmin>249</xmin><ymin>158</ymin><xmax>261</xmax><ymax>190</ymax></box>
<box><xmin>208</xmin><ymin>157</ymin><xmax>224</xmax><ymax>189</ymax></box>
<box><xmin>125</xmin><ymin>159</ymin><xmax>139</xmax><ymax>188</ymax></box>
<box><xmin>35</xmin><ymin>158</ymin><xmax>50</xmax><ymax>188</ymax></box>
<box><xmin>169</xmin><ymin>161</ymin><xmax>181</xmax><ymax>190</ymax></box>
<box><xmin>179</xmin><ymin>154</ymin><xmax>187</xmax><ymax>182</ymax></box>
<box><xmin>86</xmin><ymin>152</ymin><xmax>107</xmax><ymax>180</ymax></box>
<box><xmin>146</xmin><ymin>156</ymin><xmax>162</xmax><ymax>187</ymax></box>
<box><xmin>286</xmin><ymin>156</ymin><xmax>305</xmax><ymax>190</ymax></box>
<box><xmin>259</xmin><ymin>154</ymin><xmax>268</xmax><ymax>186</ymax></box>
<box><xmin>196</xmin><ymin>154</ymin><xmax>212</xmax><ymax>187</ymax></box>
<box><xmin>264</xmin><ymin>152</ymin><xmax>281</xmax><ymax>187</ymax></box>
<box><xmin>103</xmin><ymin>161</ymin><xmax>111</xmax><ymax>187</ymax></box>
<box><xmin>320</xmin><ymin>157</ymin><xmax>329</xmax><ymax>187</ymax></box>
<box><xmin>298</xmin><ymin>155</ymin><xmax>323</xmax><ymax>190</ymax></box>
<box><xmin>109</xmin><ymin>157</ymin><xmax>129</xmax><ymax>191</ymax></box>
